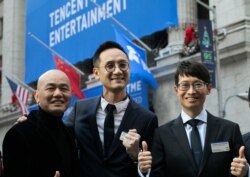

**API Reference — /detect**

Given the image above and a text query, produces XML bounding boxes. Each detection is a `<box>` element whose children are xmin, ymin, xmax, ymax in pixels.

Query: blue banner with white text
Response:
<box><xmin>25</xmin><ymin>0</ymin><xmax>178</xmax><ymax>83</ymax></box>
<box><xmin>114</xmin><ymin>29</ymin><xmax>158</xmax><ymax>89</ymax></box>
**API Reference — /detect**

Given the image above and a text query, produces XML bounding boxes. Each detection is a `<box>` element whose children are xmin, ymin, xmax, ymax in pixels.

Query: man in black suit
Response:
<box><xmin>243</xmin><ymin>86</ymin><xmax>250</xmax><ymax>162</ymax></box>
<box><xmin>2</xmin><ymin>70</ymin><xmax>79</xmax><ymax>177</ymax></box>
<box><xmin>65</xmin><ymin>41</ymin><xmax>158</xmax><ymax>177</ymax></box>
<box><xmin>138</xmin><ymin>61</ymin><xmax>248</xmax><ymax>177</ymax></box>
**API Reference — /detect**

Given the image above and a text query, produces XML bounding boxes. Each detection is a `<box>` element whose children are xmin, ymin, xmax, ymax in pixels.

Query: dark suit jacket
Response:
<box><xmin>2</xmin><ymin>110</ymin><xmax>79</xmax><ymax>177</ymax></box>
<box><xmin>66</xmin><ymin>96</ymin><xmax>158</xmax><ymax>177</ymax></box>
<box><xmin>243</xmin><ymin>132</ymin><xmax>250</xmax><ymax>163</ymax></box>
<box><xmin>150</xmin><ymin>111</ymin><xmax>243</xmax><ymax>177</ymax></box>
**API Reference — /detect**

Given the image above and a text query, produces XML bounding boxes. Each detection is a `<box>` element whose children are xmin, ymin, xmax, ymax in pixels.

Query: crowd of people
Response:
<box><xmin>1</xmin><ymin>41</ymin><xmax>250</xmax><ymax>177</ymax></box>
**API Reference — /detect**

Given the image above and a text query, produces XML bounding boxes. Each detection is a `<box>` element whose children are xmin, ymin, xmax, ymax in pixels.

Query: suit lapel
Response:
<box><xmin>172</xmin><ymin>116</ymin><xmax>198</xmax><ymax>172</ymax></box>
<box><xmin>88</xmin><ymin>97</ymin><xmax>104</xmax><ymax>158</ymax></box>
<box><xmin>198</xmin><ymin>112</ymin><xmax>220</xmax><ymax>175</ymax></box>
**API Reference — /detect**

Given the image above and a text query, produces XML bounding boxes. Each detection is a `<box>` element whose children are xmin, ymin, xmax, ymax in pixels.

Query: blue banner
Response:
<box><xmin>25</xmin><ymin>0</ymin><xmax>178</xmax><ymax>83</ymax></box>
<box><xmin>114</xmin><ymin>29</ymin><xmax>158</xmax><ymax>89</ymax></box>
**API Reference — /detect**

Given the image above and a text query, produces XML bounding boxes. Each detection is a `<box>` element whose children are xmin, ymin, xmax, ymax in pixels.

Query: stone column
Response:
<box><xmin>1</xmin><ymin>0</ymin><xmax>26</xmax><ymax>105</ymax></box>
<box><xmin>165</xmin><ymin>0</ymin><xmax>198</xmax><ymax>55</ymax></box>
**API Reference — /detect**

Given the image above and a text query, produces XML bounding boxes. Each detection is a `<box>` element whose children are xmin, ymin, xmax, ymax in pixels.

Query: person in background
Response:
<box><xmin>138</xmin><ymin>61</ymin><xmax>248</xmax><ymax>177</ymax></box>
<box><xmin>65</xmin><ymin>41</ymin><xmax>158</xmax><ymax>177</ymax></box>
<box><xmin>243</xmin><ymin>85</ymin><xmax>250</xmax><ymax>163</ymax></box>
<box><xmin>2</xmin><ymin>70</ymin><xmax>79</xmax><ymax>177</ymax></box>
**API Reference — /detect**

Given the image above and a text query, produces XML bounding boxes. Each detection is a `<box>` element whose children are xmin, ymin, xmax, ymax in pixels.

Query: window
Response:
<box><xmin>197</xmin><ymin>0</ymin><xmax>210</xmax><ymax>20</ymax></box>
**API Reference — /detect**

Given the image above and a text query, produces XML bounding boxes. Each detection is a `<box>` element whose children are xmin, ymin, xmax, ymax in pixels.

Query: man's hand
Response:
<box><xmin>138</xmin><ymin>141</ymin><xmax>152</xmax><ymax>174</ymax></box>
<box><xmin>54</xmin><ymin>171</ymin><xmax>60</xmax><ymax>177</ymax></box>
<box><xmin>14</xmin><ymin>116</ymin><xmax>28</xmax><ymax>125</ymax></box>
<box><xmin>231</xmin><ymin>146</ymin><xmax>249</xmax><ymax>177</ymax></box>
<box><xmin>122</xmin><ymin>129</ymin><xmax>140</xmax><ymax>161</ymax></box>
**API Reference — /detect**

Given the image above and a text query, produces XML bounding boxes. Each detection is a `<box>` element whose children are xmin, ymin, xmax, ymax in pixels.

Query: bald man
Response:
<box><xmin>2</xmin><ymin>70</ymin><xmax>79</xmax><ymax>177</ymax></box>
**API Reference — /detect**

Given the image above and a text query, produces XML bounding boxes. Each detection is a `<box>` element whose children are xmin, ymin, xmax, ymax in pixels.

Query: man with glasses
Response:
<box><xmin>65</xmin><ymin>41</ymin><xmax>158</xmax><ymax>177</ymax></box>
<box><xmin>138</xmin><ymin>61</ymin><xmax>248</xmax><ymax>177</ymax></box>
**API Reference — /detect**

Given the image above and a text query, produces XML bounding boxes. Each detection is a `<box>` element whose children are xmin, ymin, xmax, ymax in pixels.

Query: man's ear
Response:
<box><xmin>93</xmin><ymin>67</ymin><xmax>100</xmax><ymax>80</ymax></box>
<box><xmin>206</xmin><ymin>83</ymin><xmax>212</xmax><ymax>95</ymax></box>
<box><xmin>34</xmin><ymin>90</ymin><xmax>39</xmax><ymax>104</ymax></box>
<box><xmin>173</xmin><ymin>85</ymin><xmax>178</xmax><ymax>93</ymax></box>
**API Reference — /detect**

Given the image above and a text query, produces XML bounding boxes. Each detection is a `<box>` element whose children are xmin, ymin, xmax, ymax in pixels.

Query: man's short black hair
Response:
<box><xmin>174</xmin><ymin>61</ymin><xmax>211</xmax><ymax>85</ymax></box>
<box><xmin>92</xmin><ymin>41</ymin><xmax>128</xmax><ymax>67</ymax></box>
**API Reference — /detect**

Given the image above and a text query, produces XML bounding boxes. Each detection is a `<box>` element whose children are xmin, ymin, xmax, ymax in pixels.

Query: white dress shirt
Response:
<box><xmin>181</xmin><ymin>108</ymin><xmax>207</xmax><ymax>149</ymax></box>
<box><xmin>96</xmin><ymin>96</ymin><xmax>129</xmax><ymax>147</ymax></box>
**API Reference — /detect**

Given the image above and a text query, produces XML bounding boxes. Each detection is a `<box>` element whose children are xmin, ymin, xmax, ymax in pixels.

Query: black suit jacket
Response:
<box><xmin>243</xmin><ymin>132</ymin><xmax>250</xmax><ymax>163</ymax></box>
<box><xmin>66</xmin><ymin>96</ymin><xmax>158</xmax><ymax>177</ymax></box>
<box><xmin>150</xmin><ymin>111</ymin><xmax>243</xmax><ymax>177</ymax></box>
<box><xmin>2</xmin><ymin>110</ymin><xmax>78</xmax><ymax>177</ymax></box>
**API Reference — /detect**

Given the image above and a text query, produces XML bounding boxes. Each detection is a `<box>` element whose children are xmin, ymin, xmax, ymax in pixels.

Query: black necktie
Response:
<box><xmin>187</xmin><ymin>119</ymin><xmax>203</xmax><ymax>166</ymax></box>
<box><xmin>104</xmin><ymin>104</ymin><xmax>116</xmax><ymax>157</ymax></box>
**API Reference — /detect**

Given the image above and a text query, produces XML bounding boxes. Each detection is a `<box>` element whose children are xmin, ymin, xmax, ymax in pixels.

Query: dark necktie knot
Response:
<box><xmin>106</xmin><ymin>104</ymin><xmax>116</xmax><ymax>113</ymax></box>
<box><xmin>187</xmin><ymin>119</ymin><xmax>200</xmax><ymax>127</ymax></box>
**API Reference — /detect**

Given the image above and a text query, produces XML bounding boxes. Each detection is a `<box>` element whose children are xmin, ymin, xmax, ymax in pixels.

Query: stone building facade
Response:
<box><xmin>152</xmin><ymin>0</ymin><xmax>250</xmax><ymax>133</ymax></box>
<box><xmin>0</xmin><ymin>0</ymin><xmax>26</xmax><ymax>149</ymax></box>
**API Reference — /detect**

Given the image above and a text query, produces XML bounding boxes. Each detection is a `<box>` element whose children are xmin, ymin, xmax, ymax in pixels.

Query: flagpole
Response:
<box><xmin>90</xmin><ymin>0</ymin><xmax>153</xmax><ymax>53</ymax></box>
<box><xmin>4</xmin><ymin>72</ymin><xmax>35</xmax><ymax>93</ymax></box>
<box><xmin>11</xmin><ymin>74</ymin><xmax>35</xmax><ymax>92</ymax></box>
<box><xmin>196</xmin><ymin>0</ymin><xmax>223</xmax><ymax>117</ymax></box>
<box><xmin>28</xmin><ymin>32</ymin><xmax>85</xmax><ymax>76</ymax></box>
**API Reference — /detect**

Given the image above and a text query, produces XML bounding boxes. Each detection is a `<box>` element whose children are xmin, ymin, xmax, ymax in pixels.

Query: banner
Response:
<box><xmin>25</xmin><ymin>0</ymin><xmax>178</xmax><ymax>83</ymax></box>
<box><xmin>114</xmin><ymin>29</ymin><xmax>158</xmax><ymax>89</ymax></box>
<box><xmin>198</xmin><ymin>20</ymin><xmax>216</xmax><ymax>87</ymax></box>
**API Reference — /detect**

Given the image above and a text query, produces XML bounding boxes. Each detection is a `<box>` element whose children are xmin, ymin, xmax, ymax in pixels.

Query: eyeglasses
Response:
<box><xmin>177</xmin><ymin>81</ymin><xmax>207</xmax><ymax>91</ymax></box>
<box><xmin>104</xmin><ymin>61</ymin><xmax>129</xmax><ymax>73</ymax></box>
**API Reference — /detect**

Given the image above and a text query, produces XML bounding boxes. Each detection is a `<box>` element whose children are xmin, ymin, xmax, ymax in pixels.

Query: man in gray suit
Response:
<box><xmin>138</xmin><ymin>61</ymin><xmax>248</xmax><ymax>177</ymax></box>
<box><xmin>65</xmin><ymin>41</ymin><xmax>158</xmax><ymax>177</ymax></box>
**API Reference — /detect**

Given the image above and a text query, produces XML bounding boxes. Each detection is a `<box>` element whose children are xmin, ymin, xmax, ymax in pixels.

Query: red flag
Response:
<box><xmin>53</xmin><ymin>54</ymin><xmax>84</xmax><ymax>99</ymax></box>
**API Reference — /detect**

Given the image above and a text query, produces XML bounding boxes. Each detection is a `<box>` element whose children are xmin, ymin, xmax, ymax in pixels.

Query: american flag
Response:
<box><xmin>5</xmin><ymin>76</ymin><xmax>30</xmax><ymax>115</ymax></box>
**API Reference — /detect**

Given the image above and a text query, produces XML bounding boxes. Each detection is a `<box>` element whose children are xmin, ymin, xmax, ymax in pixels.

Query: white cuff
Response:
<box><xmin>137</xmin><ymin>164</ymin><xmax>151</xmax><ymax>177</ymax></box>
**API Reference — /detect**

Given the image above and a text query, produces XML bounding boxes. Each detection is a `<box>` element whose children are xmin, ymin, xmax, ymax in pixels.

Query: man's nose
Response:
<box><xmin>187</xmin><ymin>85</ymin><xmax>197</xmax><ymax>93</ymax></box>
<box><xmin>53</xmin><ymin>88</ymin><xmax>63</xmax><ymax>96</ymax></box>
<box><xmin>113</xmin><ymin>65</ymin><xmax>122</xmax><ymax>73</ymax></box>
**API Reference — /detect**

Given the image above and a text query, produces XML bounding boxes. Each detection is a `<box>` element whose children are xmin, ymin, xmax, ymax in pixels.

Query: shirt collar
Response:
<box><xmin>101</xmin><ymin>96</ymin><xmax>130</xmax><ymax>113</ymax></box>
<box><xmin>181</xmin><ymin>108</ymin><xmax>207</xmax><ymax>124</ymax></box>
